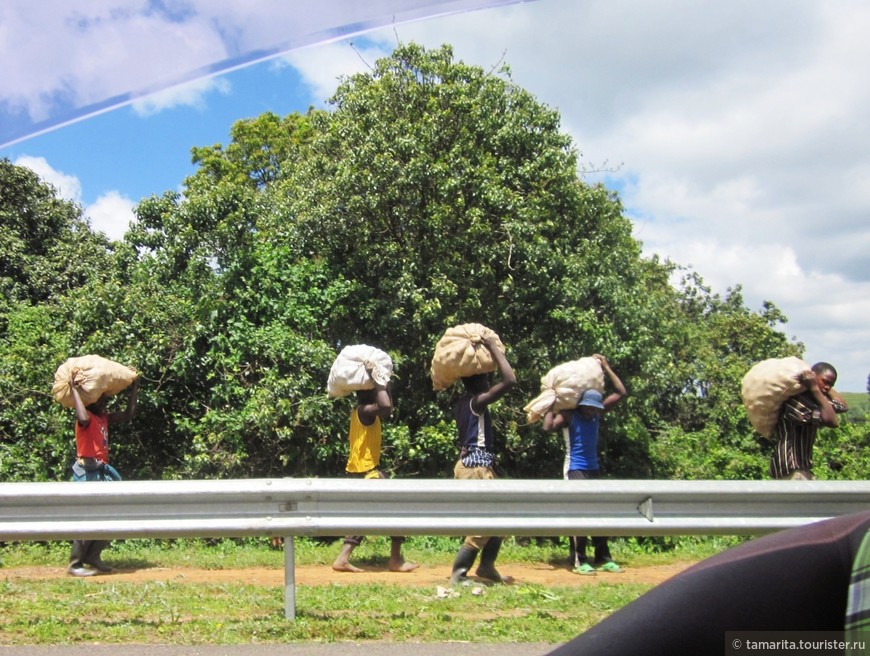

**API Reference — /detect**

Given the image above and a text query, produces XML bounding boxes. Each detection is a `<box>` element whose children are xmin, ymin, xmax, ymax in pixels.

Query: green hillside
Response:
<box><xmin>841</xmin><ymin>392</ymin><xmax>869</xmax><ymax>421</ymax></box>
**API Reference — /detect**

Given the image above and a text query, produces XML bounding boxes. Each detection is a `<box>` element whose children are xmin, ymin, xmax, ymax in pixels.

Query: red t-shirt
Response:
<box><xmin>75</xmin><ymin>412</ymin><xmax>109</xmax><ymax>462</ymax></box>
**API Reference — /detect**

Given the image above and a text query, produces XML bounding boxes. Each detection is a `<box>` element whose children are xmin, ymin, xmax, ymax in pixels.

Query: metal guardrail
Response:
<box><xmin>2</xmin><ymin>478</ymin><xmax>869</xmax><ymax>618</ymax></box>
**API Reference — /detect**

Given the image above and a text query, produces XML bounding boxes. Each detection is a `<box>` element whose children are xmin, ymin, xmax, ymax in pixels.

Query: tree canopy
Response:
<box><xmin>2</xmin><ymin>43</ymin><xmax>866</xmax><ymax>484</ymax></box>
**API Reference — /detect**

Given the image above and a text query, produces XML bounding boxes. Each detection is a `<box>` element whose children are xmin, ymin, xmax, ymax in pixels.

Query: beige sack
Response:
<box><xmin>524</xmin><ymin>357</ymin><xmax>605</xmax><ymax>424</ymax></box>
<box><xmin>430</xmin><ymin>323</ymin><xmax>505</xmax><ymax>391</ymax></box>
<box><xmin>740</xmin><ymin>356</ymin><xmax>812</xmax><ymax>438</ymax></box>
<box><xmin>327</xmin><ymin>345</ymin><xmax>393</xmax><ymax>398</ymax></box>
<box><xmin>53</xmin><ymin>355</ymin><xmax>138</xmax><ymax>408</ymax></box>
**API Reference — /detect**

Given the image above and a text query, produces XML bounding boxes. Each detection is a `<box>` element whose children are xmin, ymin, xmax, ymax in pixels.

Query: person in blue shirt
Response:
<box><xmin>543</xmin><ymin>354</ymin><xmax>627</xmax><ymax>575</ymax></box>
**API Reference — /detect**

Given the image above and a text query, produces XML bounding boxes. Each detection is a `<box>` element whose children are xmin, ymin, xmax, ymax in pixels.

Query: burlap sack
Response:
<box><xmin>327</xmin><ymin>345</ymin><xmax>393</xmax><ymax>398</ymax></box>
<box><xmin>740</xmin><ymin>356</ymin><xmax>812</xmax><ymax>438</ymax></box>
<box><xmin>53</xmin><ymin>355</ymin><xmax>138</xmax><ymax>408</ymax></box>
<box><xmin>524</xmin><ymin>357</ymin><xmax>605</xmax><ymax>423</ymax></box>
<box><xmin>430</xmin><ymin>323</ymin><xmax>505</xmax><ymax>391</ymax></box>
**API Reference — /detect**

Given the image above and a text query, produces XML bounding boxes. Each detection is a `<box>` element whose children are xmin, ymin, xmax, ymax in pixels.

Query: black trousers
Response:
<box><xmin>566</xmin><ymin>469</ymin><xmax>613</xmax><ymax>565</ymax></box>
<box><xmin>548</xmin><ymin>510</ymin><xmax>870</xmax><ymax>656</ymax></box>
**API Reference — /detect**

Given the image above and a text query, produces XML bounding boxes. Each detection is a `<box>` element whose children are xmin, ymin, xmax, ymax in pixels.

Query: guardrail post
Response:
<box><xmin>284</xmin><ymin>536</ymin><xmax>296</xmax><ymax>620</ymax></box>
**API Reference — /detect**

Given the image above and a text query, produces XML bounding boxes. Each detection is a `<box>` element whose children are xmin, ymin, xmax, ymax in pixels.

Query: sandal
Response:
<box><xmin>573</xmin><ymin>562</ymin><xmax>597</xmax><ymax>576</ymax></box>
<box><xmin>597</xmin><ymin>561</ymin><xmax>624</xmax><ymax>573</ymax></box>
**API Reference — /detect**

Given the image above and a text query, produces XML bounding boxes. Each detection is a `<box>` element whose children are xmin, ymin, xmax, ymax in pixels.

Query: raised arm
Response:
<box><xmin>594</xmin><ymin>354</ymin><xmax>627</xmax><ymax>412</ymax></box>
<box><xmin>357</xmin><ymin>360</ymin><xmax>393</xmax><ymax>425</ymax></box>
<box><xmin>470</xmin><ymin>335</ymin><xmax>517</xmax><ymax>412</ymax></box>
<box><xmin>108</xmin><ymin>377</ymin><xmax>139</xmax><ymax>425</ymax></box>
<box><xmin>70</xmin><ymin>374</ymin><xmax>91</xmax><ymax>427</ymax></box>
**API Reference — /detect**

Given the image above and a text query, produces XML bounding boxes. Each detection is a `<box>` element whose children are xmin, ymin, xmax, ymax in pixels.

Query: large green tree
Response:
<box><xmin>279</xmin><ymin>43</ymin><xmax>802</xmax><ymax>479</ymax></box>
<box><xmin>0</xmin><ymin>159</ymin><xmax>112</xmax><ymax>317</ymax></box>
<box><xmin>0</xmin><ymin>159</ymin><xmax>113</xmax><ymax>480</ymax></box>
<box><xmin>2</xmin><ymin>44</ymin><xmax>845</xmax><ymax>484</ymax></box>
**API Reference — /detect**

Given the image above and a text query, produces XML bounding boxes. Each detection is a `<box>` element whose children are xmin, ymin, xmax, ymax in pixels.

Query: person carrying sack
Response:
<box><xmin>67</xmin><ymin>370</ymin><xmax>138</xmax><ymax>577</ymax></box>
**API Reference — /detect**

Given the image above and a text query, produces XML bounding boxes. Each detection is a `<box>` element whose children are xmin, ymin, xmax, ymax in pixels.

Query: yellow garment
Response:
<box><xmin>345</xmin><ymin>408</ymin><xmax>381</xmax><ymax>474</ymax></box>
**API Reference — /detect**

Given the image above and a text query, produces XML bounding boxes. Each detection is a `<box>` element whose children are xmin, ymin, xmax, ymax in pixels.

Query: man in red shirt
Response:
<box><xmin>68</xmin><ymin>372</ymin><xmax>138</xmax><ymax>577</ymax></box>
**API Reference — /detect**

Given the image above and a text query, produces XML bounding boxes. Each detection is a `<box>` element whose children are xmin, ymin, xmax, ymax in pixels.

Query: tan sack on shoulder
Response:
<box><xmin>327</xmin><ymin>345</ymin><xmax>393</xmax><ymax>398</ymax></box>
<box><xmin>430</xmin><ymin>323</ymin><xmax>505</xmax><ymax>391</ymax></box>
<box><xmin>740</xmin><ymin>356</ymin><xmax>812</xmax><ymax>438</ymax></box>
<box><xmin>53</xmin><ymin>355</ymin><xmax>138</xmax><ymax>408</ymax></box>
<box><xmin>524</xmin><ymin>357</ymin><xmax>605</xmax><ymax>424</ymax></box>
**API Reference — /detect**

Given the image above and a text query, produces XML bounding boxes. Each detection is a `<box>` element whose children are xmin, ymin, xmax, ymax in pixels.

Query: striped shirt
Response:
<box><xmin>455</xmin><ymin>394</ymin><xmax>496</xmax><ymax>467</ymax></box>
<box><xmin>769</xmin><ymin>392</ymin><xmax>848</xmax><ymax>479</ymax></box>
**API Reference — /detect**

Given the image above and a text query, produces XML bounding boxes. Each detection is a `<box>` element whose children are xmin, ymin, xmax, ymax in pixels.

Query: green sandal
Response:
<box><xmin>597</xmin><ymin>561</ymin><xmax>624</xmax><ymax>573</ymax></box>
<box><xmin>573</xmin><ymin>562</ymin><xmax>597</xmax><ymax>576</ymax></box>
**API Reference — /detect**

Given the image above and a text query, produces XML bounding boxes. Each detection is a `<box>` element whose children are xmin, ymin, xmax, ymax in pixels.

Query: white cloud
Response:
<box><xmin>0</xmin><ymin>2</ymin><xmax>228</xmax><ymax>122</ymax></box>
<box><xmin>327</xmin><ymin>0</ymin><xmax>870</xmax><ymax>390</ymax></box>
<box><xmin>0</xmin><ymin>1</ymin><xmax>508</xmax><ymax>144</ymax></box>
<box><xmin>14</xmin><ymin>155</ymin><xmax>82</xmax><ymax>202</ymax></box>
<box><xmin>14</xmin><ymin>155</ymin><xmax>134</xmax><ymax>241</ymax></box>
<box><xmin>131</xmin><ymin>77</ymin><xmax>231</xmax><ymax>116</ymax></box>
<box><xmin>276</xmin><ymin>40</ymin><xmax>393</xmax><ymax>106</ymax></box>
<box><xmin>85</xmin><ymin>191</ymin><xmax>136</xmax><ymax>241</ymax></box>
<box><xmin>4</xmin><ymin>0</ymin><xmax>868</xmax><ymax>390</ymax></box>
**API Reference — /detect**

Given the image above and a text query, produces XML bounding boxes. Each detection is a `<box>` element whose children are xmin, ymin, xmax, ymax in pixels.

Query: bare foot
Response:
<box><xmin>332</xmin><ymin>561</ymin><xmax>365</xmax><ymax>573</ymax></box>
<box><xmin>389</xmin><ymin>559</ymin><xmax>420</xmax><ymax>573</ymax></box>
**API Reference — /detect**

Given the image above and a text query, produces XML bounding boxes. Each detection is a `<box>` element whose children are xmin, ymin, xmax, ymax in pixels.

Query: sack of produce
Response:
<box><xmin>524</xmin><ymin>357</ymin><xmax>605</xmax><ymax>423</ymax></box>
<box><xmin>430</xmin><ymin>323</ymin><xmax>505</xmax><ymax>391</ymax></box>
<box><xmin>53</xmin><ymin>355</ymin><xmax>138</xmax><ymax>408</ymax></box>
<box><xmin>327</xmin><ymin>345</ymin><xmax>393</xmax><ymax>398</ymax></box>
<box><xmin>740</xmin><ymin>356</ymin><xmax>813</xmax><ymax>438</ymax></box>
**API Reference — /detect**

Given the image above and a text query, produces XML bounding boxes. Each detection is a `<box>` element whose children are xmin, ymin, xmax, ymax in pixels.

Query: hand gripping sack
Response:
<box><xmin>430</xmin><ymin>323</ymin><xmax>505</xmax><ymax>391</ymax></box>
<box><xmin>524</xmin><ymin>357</ymin><xmax>605</xmax><ymax>424</ymax></box>
<box><xmin>327</xmin><ymin>345</ymin><xmax>393</xmax><ymax>398</ymax></box>
<box><xmin>740</xmin><ymin>356</ymin><xmax>813</xmax><ymax>438</ymax></box>
<box><xmin>53</xmin><ymin>355</ymin><xmax>138</xmax><ymax>408</ymax></box>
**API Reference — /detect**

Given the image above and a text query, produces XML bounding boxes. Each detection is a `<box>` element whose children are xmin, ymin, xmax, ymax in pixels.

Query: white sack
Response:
<box><xmin>327</xmin><ymin>345</ymin><xmax>393</xmax><ymax>398</ymax></box>
<box><xmin>524</xmin><ymin>357</ymin><xmax>605</xmax><ymax>424</ymax></box>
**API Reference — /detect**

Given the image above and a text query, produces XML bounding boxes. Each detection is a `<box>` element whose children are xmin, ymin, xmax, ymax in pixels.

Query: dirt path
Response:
<box><xmin>0</xmin><ymin>561</ymin><xmax>694</xmax><ymax>587</ymax></box>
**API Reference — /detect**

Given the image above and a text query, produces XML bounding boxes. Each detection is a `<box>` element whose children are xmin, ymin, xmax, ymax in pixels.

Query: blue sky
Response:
<box><xmin>2</xmin><ymin>0</ymin><xmax>869</xmax><ymax>392</ymax></box>
<box><xmin>1</xmin><ymin>62</ymin><xmax>313</xmax><ymax>205</ymax></box>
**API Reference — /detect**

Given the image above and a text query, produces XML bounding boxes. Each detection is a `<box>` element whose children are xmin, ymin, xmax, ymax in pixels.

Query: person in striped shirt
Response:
<box><xmin>449</xmin><ymin>335</ymin><xmax>517</xmax><ymax>585</ymax></box>
<box><xmin>770</xmin><ymin>361</ymin><xmax>848</xmax><ymax>480</ymax></box>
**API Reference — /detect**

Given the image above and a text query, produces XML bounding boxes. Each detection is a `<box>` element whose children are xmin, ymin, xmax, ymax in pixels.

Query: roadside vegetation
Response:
<box><xmin>1</xmin><ymin>39</ymin><xmax>867</xmax><ymax>645</ymax></box>
<box><xmin>0</xmin><ymin>535</ymin><xmax>739</xmax><ymax>645</ymax></box>
<box><xmin>3</xmin><ymin>42</ymin><xmax>867</xmax><ymax>489</ymax></box>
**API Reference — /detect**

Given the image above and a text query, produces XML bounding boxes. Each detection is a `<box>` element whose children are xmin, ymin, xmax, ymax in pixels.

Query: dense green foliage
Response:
<box><xmin>1</xmin><ymin>43</ymin><xmax>867</xmax><ymax>484</ymax></box>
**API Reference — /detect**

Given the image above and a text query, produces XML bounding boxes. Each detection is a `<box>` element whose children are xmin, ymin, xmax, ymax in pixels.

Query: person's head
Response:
<box><xmin>87</xmin><ymin>394</ymin><xmax>110</xmax><ymax>415</ymax></box>
<box><xmin>811</xmin><ymin>362</ymin><xmax>838</xmax><ymax>395</ymax></box>
<box><xmin>577</xmin><ymin>389</ymin><xmax>605</xmax><ymax>418</ymax></box>
<box><xmin>461</xmin><ymin>372</ymin><xmax>491</xmax><ymax>395</ymax></box>
<box><xmin>356</xmin><ymin>388</ymin><xmax>378</xmax><ymax>405</ymax></box>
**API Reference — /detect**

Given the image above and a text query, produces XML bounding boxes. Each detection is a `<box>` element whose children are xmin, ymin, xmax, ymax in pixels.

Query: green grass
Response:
<box><xmin>0</xmin><ymin>535</ymin><xmax>735</xmax><ymax>645</ymax></box>
<box><xmin>841</xmin><ymin>392</ymin><xmax>870</xmax><ymax>422</ymax></box>
<box><xmin>0</xmin><ymin>577</ymin><xmax>647</xmax><ymax>644</ymax></box>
